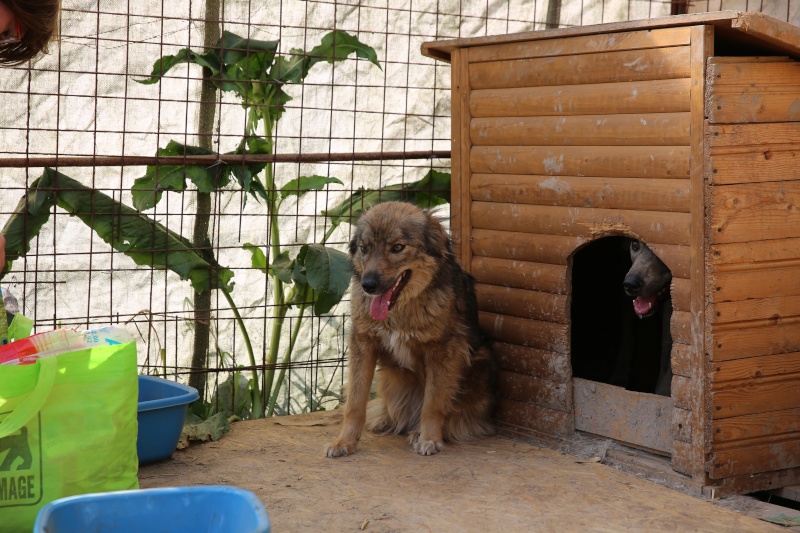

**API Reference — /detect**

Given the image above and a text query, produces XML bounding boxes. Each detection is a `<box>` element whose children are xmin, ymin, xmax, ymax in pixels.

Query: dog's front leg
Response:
<box><xmin>325</xmin><ymin>335</ymin><xmax>378</xmax><ymax>458</ymax></box>
<box><xmin>411</xmin><ymin>342</ymin><xmax>465</xmax><ymax>456</ymax></box>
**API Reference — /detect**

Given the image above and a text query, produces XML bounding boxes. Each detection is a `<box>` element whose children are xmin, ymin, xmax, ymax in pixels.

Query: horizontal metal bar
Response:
<box><xmin>0</xmin><ymin>150</ymin><xmax>452</xmax><ymax>168</ymax></box>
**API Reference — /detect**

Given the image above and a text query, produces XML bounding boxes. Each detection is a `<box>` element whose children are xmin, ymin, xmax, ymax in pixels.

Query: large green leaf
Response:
<box><xmin>136</xmin><ymin>31</ymin><xmax>278</xmax><ymax>87</ymax></box>
<box><xmin>0</xmin><ymin>182</ymin><xmax>56</xmax><ymax>279</ymax></box>
<box><xmin>243</xmin><ymin>244</ymin><xmax>295</xmax><ymax>284</ymax></box>
<box><xmin>272</xmin><ymin>30</ymin><xmax>381</xmax><ymax>84</ymax></box>
<box><xmin>135</xmin><ymin>48</ymin><xmax>221</xmax><ymax>85</ymax></box>
<box><xmin>302</xmin><ymin>244</ymin><xmax>351</xmax><ymax>315</ymax></box>
<box><xmin>31</xmin><ymin>168</ymin><xmax>233</xmax><ymax>293</ymax></box>
<box><xmin>216</xmin><ymin>31</ymin><xmax>280</xmax><ymax>67</ymax></box>
<box><xmin>134</xmin><ymin>139</ymin><xmax>270</xmax><ymax>211</ymax></box>
<box><xmin>132</xmin><ymin>141</ymin><xmax>226</xmax><ymax>211</ymax></box>
<box><xmin>324</xmin><ymin>169</ymin><xmax>451</xmax><ymax>225</ymax></box>
<box><xmin>280</xmin><ymin>175</ymin><xmax>343</xmax><ymax>200</ymax></box>
<box><xmin>225</xmin><ymin>137</ymin><xmax>270</xmax><ymax>202</ymax></box>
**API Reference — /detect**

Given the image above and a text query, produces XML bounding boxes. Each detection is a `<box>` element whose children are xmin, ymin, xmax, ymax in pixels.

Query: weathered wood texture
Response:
<box><xmin>688</xmin><ymin>26</ymin><xmax>713</xmax><ymax>484</ymax></box>
<box><xmin>706</xmin><ymin>56</ymin><xmax>800</xmax><ymax>485</ymax></box>
<box><xmin>452</xmin><ymin>28</ymin><xmax>695</xmax><ymax>449</ymax></box>
<box><xmin>573</xmin><ymin>378</ymin><xmax>673</xmax><ymax>455</ymax></box>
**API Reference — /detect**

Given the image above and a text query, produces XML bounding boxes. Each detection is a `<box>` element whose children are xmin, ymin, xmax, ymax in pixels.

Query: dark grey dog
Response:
<box><xmin>622</xmin><ymin>240</ymin><xmax>673</xmax><ymax>396</ymax></box>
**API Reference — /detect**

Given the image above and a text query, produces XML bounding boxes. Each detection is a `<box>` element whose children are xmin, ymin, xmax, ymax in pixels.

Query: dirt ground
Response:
<box><xmin>139</xmin><ymin>410</ymin><xmax>786</xmax><ymax>532</ymax></box>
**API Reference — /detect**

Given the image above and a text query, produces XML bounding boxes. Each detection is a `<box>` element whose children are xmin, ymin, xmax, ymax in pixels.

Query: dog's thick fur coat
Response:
<box><xmin>325</xmin><ymin>201</ymin><xmax>495</xmax><ymax>457</ymax></box>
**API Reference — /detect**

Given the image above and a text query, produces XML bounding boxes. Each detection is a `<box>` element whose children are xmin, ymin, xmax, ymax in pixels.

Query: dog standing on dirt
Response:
<box><xmin>621</xmin><ymin>239</ymin><xmax>673</xmax><ymax>396</ymax></box>
<box><xmin>325</xmin><ymin>201</ymin><xmax>495</xmax><ymax>457</ymax></box>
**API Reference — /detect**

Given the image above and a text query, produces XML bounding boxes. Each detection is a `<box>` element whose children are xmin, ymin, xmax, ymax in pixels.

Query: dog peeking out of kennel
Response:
<box><xmin>570</xmin><ymin>235</ymin><xmax>674</xmax><ymax>454</ymax></box>
<box><xmin>571</xmin><ymin>235</ymin><xmax>673</xmax><ymax>396</ymax></box>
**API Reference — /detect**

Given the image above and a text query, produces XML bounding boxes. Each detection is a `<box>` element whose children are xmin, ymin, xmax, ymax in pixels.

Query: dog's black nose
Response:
<box><xmin>361</xmin><ymin>273</ymin><xmax>380</xmax><ymax>294</ymax></box>
<box><xmin>623</xmin><ymin>276</ymin><xmax>641</xmax><ymax>294</ymax></box>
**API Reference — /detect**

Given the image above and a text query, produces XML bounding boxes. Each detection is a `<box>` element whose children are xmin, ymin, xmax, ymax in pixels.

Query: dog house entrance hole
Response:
<box><xmin>569</xmin><ymin>236</ymin><xmax>673</xmax><ymax>455</ymax></box>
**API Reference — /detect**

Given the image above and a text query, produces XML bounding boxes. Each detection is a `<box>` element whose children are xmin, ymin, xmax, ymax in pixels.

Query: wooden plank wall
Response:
<box><xmin>706</xmin><ymin>56</ymin><xmax>800</xmax><ymax>495</ymax></box>
<box><xmin>453</xmin><ymin>28</ymin><xmax>695</xmax><ymax>442</ymax></box>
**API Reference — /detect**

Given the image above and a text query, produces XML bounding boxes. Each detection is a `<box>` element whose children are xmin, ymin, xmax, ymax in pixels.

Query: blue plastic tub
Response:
<box><xmin>137</xmin><ymin>375</ymin><xmax>199</xmax><ymax>465</ymax></box>
<box><xmin>33</xmin><ymin>486</ymin><xmax>270</xmax><ymax>533</ymax></box>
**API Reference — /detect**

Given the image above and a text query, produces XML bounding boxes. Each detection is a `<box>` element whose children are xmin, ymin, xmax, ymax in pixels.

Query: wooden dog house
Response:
<box><xmin>422</xmin><ymin>12</ymin><xmax>800</xmax><ymax>496</ymax></box>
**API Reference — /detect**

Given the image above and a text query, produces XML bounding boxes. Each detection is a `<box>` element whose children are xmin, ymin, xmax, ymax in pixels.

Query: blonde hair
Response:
<box><xmin>0</xmin><ymin>0</ymin><xmax>61</xmax><ymax>66</ymax></box>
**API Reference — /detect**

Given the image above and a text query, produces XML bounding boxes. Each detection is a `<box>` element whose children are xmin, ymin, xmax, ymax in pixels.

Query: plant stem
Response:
<box><xmin>267</xmin><ymin>285</ymin><xmax>310</xmax><ymax>416</ymax></box>
<box><xmin>188</xmin><ymin>0</ymin><xmax>221</xmax><ymax>399</ymax></box>
<box><xmin>264</xmin><ymin>221</ymin><xmax>343</xmax><ymax>415</ymax></box>
<box><xmin>221</xmin><ymin>286</ymin><xmax>263</xmax><ymax>418</ymax></box>
<box><xmin>259</xmin><ymin>110</ymin><xmax>288</xmax><ymax>413</ymax></box>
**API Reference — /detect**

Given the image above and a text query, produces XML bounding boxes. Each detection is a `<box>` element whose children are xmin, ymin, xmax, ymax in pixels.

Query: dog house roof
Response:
<box><xmin>421</xmin><ymin>11</ymin><xmax>800</xmax><ymax>62</ymax></box>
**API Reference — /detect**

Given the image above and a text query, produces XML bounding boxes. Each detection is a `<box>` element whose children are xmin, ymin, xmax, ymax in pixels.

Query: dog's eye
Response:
<box><xmin>359</xmin><ymin>246</ymin><xmax>368</xmax><ymax>254</ymax></box>
<box><xmin>391</xmin><ymin>244</ymin><xmax>405</xmax><ymax>253</ymax></box>
<box><xmin>631</xmin><ymin>241</ymin><xmax>640</xmax><ymax>252</ymax></box>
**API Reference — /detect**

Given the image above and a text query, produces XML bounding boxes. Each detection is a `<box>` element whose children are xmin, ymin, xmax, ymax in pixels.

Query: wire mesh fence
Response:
<box><xmin>1</xmin><ymin>0</ymin><xmax>798</xmax><ymax>419</ymax></box>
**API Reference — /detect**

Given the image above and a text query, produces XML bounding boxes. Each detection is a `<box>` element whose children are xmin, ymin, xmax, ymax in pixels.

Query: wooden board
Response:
<box><xmin>672</xmin><ymin>439</ymin><xmax>693</xmax><ymax>475</ymax></box>
<box><xmin>672</xmin><ymin>278</ymin><xmax>691</xmax><ymax>312</ymax></box>
<box><xmin>713</xmin><ymin>377</ymin><xmax>800</xmax><ymax>418</ymax></box>
<box><xmin>713</xmin><ymin>294</ymin><xmax>800</xmax><ymax>324</ymax></box>
<box><xmin>711</xmin><ymin>237</ymin><xmax>800</xmax><ymax>265</ymax></box>
<box><xmin>690</xmin><ymin>25</ymin><xmax>714</xmax><ymax>485</ymax></box>
<box><xmin>709</xmin><ymin>181</ymin><xmax>800</xmax><ymax>244</ymax></box>
<box><xmin>672</xmin><ymin>343</ymin><xmax>694</xmax><ymax>378</ymax></box>
<box><xmin>573</xmin><ymin>378</ymin><xmax>673</xmax><ymax>455</ymax></box>
<box><xmin>712</xmin><ymin>266</ymin><xmax>800</xmax><ymax>303</ymax></box>
<box><xmin>479</xmin><ymin>311</ymin><xmax>569</xmax><ymax>353</ymax></box>
<box><xmin>476</xmin><ymin>284</ymin><xmax>568</xmax><ymax>322</ymax></box>
<box><xmin>470</xmin><ymin>174</ymin><xmax>691</xmax><ymax>212</ymax></box>
<box><xmin>469</xmin><ymin>47</ymin><xmax>691</xmax><ymax>90</ymax></box>
<box><xmin>709</xmin><ymin>439</ymin><xmax>800</xmax><ymax>479</ymax></box>
<box><xmin>708</xmin><ymin>123</ymin><xmax>800</xmax><ymax>185</ymax></box>
<box><xmin>470</xmin><ymin>113</ymin><xmax>691</xmax><ymax>146</ymax></box>
<box><xmin>470</xmin><ymin>79</ymin><xmax>691</xmax><ymax>117</ymax></box>
<box><xmin>423</xmin><ymin>11</ymin><xmax>800</xmax><ymax>62</ymax></box>
<box><xmin>471</xmin><ymin>145</ymin><xmax>691</xmax><ymax>178</ymax></box>
<box><xmin>457</xmin><ymin>48</ymin><xmax>474</xmax><ymax>268</ymax></box>
<box><xmin>471</xmin><ymin>231</ymin><xmax>691</xmax><ymax>279</ymax></box>
<box><xmin>672</xmin><ymin>375</ymin><xmax>692</xmax><ymax>410</ymax></box>
<box><xmin>496</xmin><ymin>370</ymin><xmax>572</xmax><ymax>412</ymax></box>
<box><xmin>471</xmin><ymin>202</ymin><xmax>692</xmax><ymax>246</ymax></box>
<box><xmin>714</xmin><ymin>408</ymin><xmax>800</xmax><ymax>443</ymax></box>
<box><xmin>495</xmin><ymin>397</ymin><xmax>574</xmax><ymax>438</ymax></box>
<box><xmin>715</xmin><ymin>351</ymin><xmax>800</xmax><ymax>382</ymax></box>
<box><xmin>707</xmin><ymin>59</ymin><xmax>800</xmax><ymax>89</ymax></box>
<box><xmin>708</xmin><ymin>93</ymin><xmax>800</xmax><ymax>125</ymax></box>
<box><xmin>467</xmin><ymin>27</ymin><xmax>692</xmax><ymax>63</ymax></box>
<box><xmin>712</xmin><ymin>320</ymin><xmax>800</xmax><ymax>361</ymax></box>
<box><xmin>494</xmin><ymin>341</ymin><xmax>571</xmax><ymax>381</ymax></box>
<box><xmin>709</xmin><ymin>464</ymin><xmax>800</xmax><ymax>499</ymax></box>
<box><xmin>450</xmin><ymin>48</ymin><xmax>465</xmax><ymax>260</ymax></box>
<box><xmin>471</xmin><ymin>256</ymin><xmax>567</xmax><ymax>293</ymax></box>
<box><xmin>673</xmin><ymin>407</ymin><xmax>693</xmax><ymax>443</ymax></box>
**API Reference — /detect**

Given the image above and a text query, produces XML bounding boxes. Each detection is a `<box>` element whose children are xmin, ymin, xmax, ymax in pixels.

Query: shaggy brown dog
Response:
<box><xmin>325</xmin><ymin>201</ymin><xmax>495</xmax><ymax>457</ymax></box>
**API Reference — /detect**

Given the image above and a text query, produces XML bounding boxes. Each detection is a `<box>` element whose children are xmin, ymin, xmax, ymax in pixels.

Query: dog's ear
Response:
<box><xmin>423</xmin><ymin>213</ymin><xmax>452</xmax><ymax>259</ymax></box>
<box><xmin>348</xmin><ymin>237</ymin><xmax>358</xmax><ymax>256</ymax></box>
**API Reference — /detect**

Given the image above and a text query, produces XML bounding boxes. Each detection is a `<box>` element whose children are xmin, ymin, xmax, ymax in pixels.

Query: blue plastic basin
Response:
<box><xmin>33</xmin><ymin>486</ymin><xmax>270</xmax><ymax>533</ymax></box>
<box><xmin>137</xmin><ymin>375</ymin><xmax>199</xmax><ymax>465</ymax></box>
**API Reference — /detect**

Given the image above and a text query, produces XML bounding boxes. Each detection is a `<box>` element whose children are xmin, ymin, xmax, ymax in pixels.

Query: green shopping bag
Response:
<box><xmin>0</xmin><ymin>341</ymin><xmax>139</xmax><ymax>532</ymax></box>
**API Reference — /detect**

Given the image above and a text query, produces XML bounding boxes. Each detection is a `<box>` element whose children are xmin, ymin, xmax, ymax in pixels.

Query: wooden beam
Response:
<box><xmin>471</xmin><ymin>145</ymin><xmax>691</xmax><ymax>179</ymax></box>
<box><xmin>469</xmin><ymin>47</ymin><xmax>691</xmax><ymax>90</ymax></box>
<box><xmin>471</xmin><ymin>202</ymin><xmax>692</xmax><ymax>246</ymax></box>
<box><xmin>471</xmin><ymin>113</ymin><xmax>691</xmax><ymax>147</ymax></box>
<box><xmin>470</xmin><ymin>174</ymin><xmax>691</xmax><ymax>213</ymax></box>
<box><xmin>470</xmin><ymin>79</ymin><xmax>691</xmax><ymax>118</ymax></box>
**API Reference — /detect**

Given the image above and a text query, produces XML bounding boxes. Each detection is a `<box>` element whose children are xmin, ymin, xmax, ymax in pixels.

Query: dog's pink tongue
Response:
<box><xmin>370</xmin><ymin>291</ymin><xmax>392</xmax><ymax>321</ymax></box>
<box><xmin>633</xmin><ymin>295</ymin><xmax>657</xmax><ymax>316</ymax></box>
